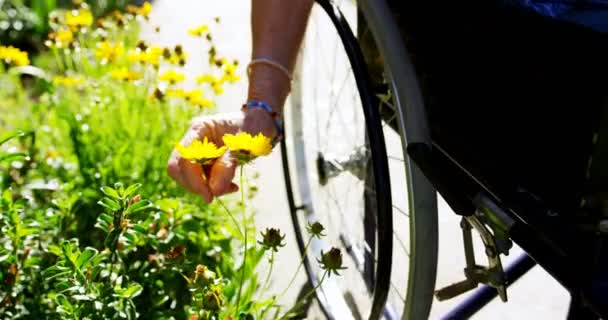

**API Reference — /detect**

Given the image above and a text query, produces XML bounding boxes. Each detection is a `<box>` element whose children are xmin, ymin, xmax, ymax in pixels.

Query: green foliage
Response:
<box><xmin>0</xmin><ymin>2</ymin><xmax>338</xmax><ymax>319</ymax></box>
<box><xmin>0</xmin><ymin>2</ymin><xmax>266</xmax><ymax>319</ymax></box>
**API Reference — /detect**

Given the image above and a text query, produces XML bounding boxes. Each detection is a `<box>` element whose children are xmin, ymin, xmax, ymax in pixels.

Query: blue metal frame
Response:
<box><xmin>441</xmin><ymin>254</ymin><xmax>536</xmax><ymax>319</ymax></box>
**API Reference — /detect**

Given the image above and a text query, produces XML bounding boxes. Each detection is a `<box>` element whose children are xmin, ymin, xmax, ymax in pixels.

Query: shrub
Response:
<box><xmin>0</xmin><ymin>2</ymin><xmax>344</xmax><ymax>319</ymax></box>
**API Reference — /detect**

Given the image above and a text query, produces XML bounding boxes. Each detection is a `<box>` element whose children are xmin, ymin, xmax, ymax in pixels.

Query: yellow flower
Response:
<box><xmin>111</xmin><ymin>67</ymin><xmax>141</xmax><ymax>81</ymax></box>
<box><xmin>196</xmin><ymin>74</ymin><xmax>225</xmax><ymax>94</ymax></box>
<box><xmin>0</xmin><ymin>46</ymin><xmax>29</xmax><ymax>66</ymax></box>
<box><xmin>159</xmin><ymin>70</ymin><xmax>185</xmax><ymax>84</ymax></box>
<box><xmin>212</xmin><ymin>82</ymin><xmax>224</xmax><ymax>95</ymax></box>
<box><xmin>175</xmin><ymin>137</ymin><xmax>227</xmax><ymax>165</ymax></box>
<box><xmin>128</xmin><ymin>47</ymin><xmax>162</xmax><ymax>67</ymax></box>
<box><xmin>65</xmin><ymin>8</ymin><xmax>93</xmax><ymax>29</ymax></box>
<box><xmin>222</xmin><ymin>132</ymin><xmax>272</xmax><ymax>161</ymax></box>
<box><xmin>95</xmin><ymin>41</ymin><xmax>124</xmax><ymax>63</ymax></box>
<box><xmin>222</xmin><ymin>68</ymin><xmax>240</xmax><ymax>84</ymax></box>
<box><xmin>191</xmin><ymin>96</ymin><xmax>214</xmax><ymax>108</ymax></box>
<box><xmin>138</xmin><ymin>2</ymin><xmax>152</xmax><ymax>17</ymax></box>
<box><xmin>53</xmin><ymin>75</ymin><xmax>85</xmax><ymax>87</ymax></box>
<box><xmin>48</xmin><ymin>29</ymin><xmax>73</xmax><ymax>48</ymax></box>
<box><xmin>188</xmin><ymin>24</ymin><xmax>209</xmax><ymax>37</ymax></box>
<box><xmin>168</xmin><ymin>52</ymin><xmax>188</xmax><ymax>66</ymax></box>
<box><xmin>196</xmin><ymin>74</ymin><xmax>216</xmax><ymax>84</ymax></box>
<box><xmin>184</xmin><ymin>89</ymin><xmax>203</xmax><ymax>101</ymax></box>
<box><xmin>166</xmin><ymin>88</ymin><xmax>187</xmax><ymax>98</ymax></box>
<box><xmin>126</xmin><ymin>3</ymin><xmax>152</xmax><ymax>18</ymax></box>
<box><xmin>127</xmin><ymin>49</ymin><xmax>145</xmax><ymax>63</ymax></box>
<box><xmin>221</xmin><ymin>62</ymin><xmax>240</xmax><ymax>83</ymax></box>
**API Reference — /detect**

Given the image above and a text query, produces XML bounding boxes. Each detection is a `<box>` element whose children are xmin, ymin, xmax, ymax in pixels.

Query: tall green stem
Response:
<box><xmin>216</xmin><ymin>198</ymin><xmax>243</xmax><ymax>238</ymax></box>
<box><xmin>235</xmin><ymin>165</ymin><xmax>246</xmax><ymax>314</ymax></box>
<box><xmin>278</xmin><ymin>270</ymin><xmax>328</xmax><ymax>320</ymax></box>
<box><xmin>260</xmin><ymin>250</ymin><xmax>275</xmax><ymax>295</ymax></box>
<box><xmin>278</xmin><ymin>235</ymin><xmax>312</xmax><ymax>298</ymax></box>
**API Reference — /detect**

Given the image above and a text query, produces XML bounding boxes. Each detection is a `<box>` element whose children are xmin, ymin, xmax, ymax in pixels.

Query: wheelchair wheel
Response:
<box><xmin>280</xmin><ymin>0</ymin><xmax>438</xmax><ymax>319</ymax></box>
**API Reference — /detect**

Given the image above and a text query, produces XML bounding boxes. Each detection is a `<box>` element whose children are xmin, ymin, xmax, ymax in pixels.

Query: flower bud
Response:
<box><xmin>318</xmin><ymin>247</ymin><xmax>346</xmax><ymax>277</ymax></box>
<box><xmin>258</xmin><ymin>228</ymin><xmax>286</xmax><ymax>252</ymax></box>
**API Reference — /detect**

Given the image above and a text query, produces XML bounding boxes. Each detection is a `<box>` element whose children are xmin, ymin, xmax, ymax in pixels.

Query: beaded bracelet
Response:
<box><xmin>247</xmin><ymin>58</ymin><xmax>293</xmax><ymax>89</ymax></box>
<box><xmin>242</xmin><ymin>100</ymin><xmax>284</xmax><ymax>146</ymax></box>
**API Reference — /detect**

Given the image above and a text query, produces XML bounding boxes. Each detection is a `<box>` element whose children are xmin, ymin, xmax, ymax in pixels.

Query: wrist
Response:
<box><xmin>247</xmin><ymin>63</ymin><xmax>291</xmax><ymax>112</ymax></box>
<box><xmin>241</xmin><ymin>106</ymin><xmax>279</xmax><ymax>140</ymax></box>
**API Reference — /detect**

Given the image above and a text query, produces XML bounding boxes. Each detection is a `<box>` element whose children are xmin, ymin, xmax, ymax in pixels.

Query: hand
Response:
<box><xmin>167</xmin><ymin>107</ymin><xmax>277</xmax><ymax>202</ymax></box>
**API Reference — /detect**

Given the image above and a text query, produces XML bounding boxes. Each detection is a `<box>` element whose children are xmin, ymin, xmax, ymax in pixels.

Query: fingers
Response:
<box><xmin>208</xmin><ymin>152</ymin><xmax>239</xmax><ymax>196</ymax></box>
<box><xmin>167</xmin><ymin>113</ymin><xmax>245</xmax><ymax>201</ymax></box>
<box><xmin>167</xmin><ymin>150</ymin><xmax>214</xmax><ymax>203</ymax></box>
<box><xmin>180</xmin><ymin>158</ymin><xmax>214</xmax><ymax>203</ymax></box>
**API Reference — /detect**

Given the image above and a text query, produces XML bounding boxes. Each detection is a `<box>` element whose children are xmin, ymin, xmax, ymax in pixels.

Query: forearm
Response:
<box><xmin>247</xmin><ymin>0</ymin><xmax>314</xmax><ymax>112</ymax></box>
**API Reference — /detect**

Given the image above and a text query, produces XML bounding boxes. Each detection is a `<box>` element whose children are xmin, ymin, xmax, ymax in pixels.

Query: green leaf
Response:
<box><xmin>48</xmin><ymin>244</ymin><xmax>62</xmax><ymax>256</ymax></box>
<box><xmin>24</xmin><ymin>256</ymin><xmax>42</xmax><ymax>268</ymax></box>
<box><xmin>98</xmin><ymin>198</ymin><xmax>121</xmax><ymax>211</ymax></box>
<box><xmin>76</xmin><ymin>247</ymin><xmax>98</xmax><ymax>269</ymax></box>
<box><xmin>0</xmin><ymin>131</ymin><xmax>25</xmax><ymax>146</ymax></box>
<box><xmin>17</xmin><ymin>227</ymin><xmax>37</xmax><ymax>238</ymax></box>
<box><xmin>132</xmin><ymin>224</ymin><xmax>147</xmax><ymax>234</ymax></box>
<box><xmin>72</xmin><ymin>294</ymin><xmax>93</xmax><ymax>301</ymax></box>
<box><xmin>0</xmin><ymin>254</ymin><xmax>10</xmax><ymax>263</ymax></box>
<box><xmin>100</xmin><ymin>186</ymin><xmax>120</xmax><ymax>200</ymax></box>
<box><xmin>98</xmin><ymin>213</ymin><xmax>113</xmax><ymax>225</ymax></box>
<box><xmin>123</xmin><ymin>183</ymin><xmax>141</xmax><ymax>198</ymax></box>
<box><xmin>94</xmin><ymin>220</ymin><xmax>109</xmax><ymax>233</ymax></box>
<box><xmin>0</xmin><ymin>152</ymin><xmax>27</xmax><ymax>163</ymax></box>
<box><xmin>9</xmin><ymin>66</ymin><xmax>50</xmax><ymax>81</ymax></box>
<box><xmin>126</xmin><ymin>200</ymin><xmax>152</xmax><ymax>215</ymax></box>
<box><xmin>120</xmin><ymin>283</ymin><xmax>143</xmax><ymax>299</ymax></box>
<box><xmin>105</xmin><ymin>229</ymin><xmax>121</xmax><ymax>249</ymax></box>
<box><xmin>45</xmin><ymin>269</ymin><xmax>71</xmax><ymax>281</ymax></box>
<box><xmin>55</xmin><ymin>294</ymin><xmax>73</xmax><ymax>313</ymax></box>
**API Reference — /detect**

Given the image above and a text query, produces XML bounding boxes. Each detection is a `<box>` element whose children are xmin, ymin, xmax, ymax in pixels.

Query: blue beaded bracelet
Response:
<box><xmin>242</xmin><ymin>100</ymin><xmax>284</xmax><ymax>145</ymax></box>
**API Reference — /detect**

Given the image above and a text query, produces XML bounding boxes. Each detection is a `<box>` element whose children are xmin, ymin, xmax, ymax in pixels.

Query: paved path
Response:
<box><xmin>145</xmin><ymin>1</ymin><xmax>569</xmax><ymax>318</ymax></box>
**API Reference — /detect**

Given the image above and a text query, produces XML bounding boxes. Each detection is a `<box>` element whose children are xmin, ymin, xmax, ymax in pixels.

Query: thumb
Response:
<box><xmin>208</xmin><ymin>152</ymin><xmax>238</xmax><ymax>197</ymax></box>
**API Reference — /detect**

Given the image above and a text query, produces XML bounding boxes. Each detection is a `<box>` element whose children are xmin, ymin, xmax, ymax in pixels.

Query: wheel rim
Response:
<box><xmin>280</xmin><ymin>1</ymin><xmax>416</xmax><ymax>318</ymax></box>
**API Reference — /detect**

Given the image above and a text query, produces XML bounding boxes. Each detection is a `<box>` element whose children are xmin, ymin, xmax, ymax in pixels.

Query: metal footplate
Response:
<box><xmin>435</xmin><ymin>193</ymin><xmax>515</xmax><ymax>302</ymax></box>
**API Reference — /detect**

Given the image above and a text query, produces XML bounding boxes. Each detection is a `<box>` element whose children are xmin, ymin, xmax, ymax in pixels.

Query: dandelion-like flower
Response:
<box><xmin>318</xmin><ymin>247</ymin><xmax>347</xmax><ymax>277</ymax></box>
<box><xmin>65</xmin><ymin>8</ymin><xmax>94</xmax><ymax>29</ymax></box>
<box><xmin>175</xmin><ymin>137</ymin><xmax>226</xmax><ymax>165</ymax></box>
<box><xmin>53</xmin><ymin>75</ymin><xmax>85</xmax><ymax>87</ymax></box>
<box><xmin>128</xmin><ymin>2</ymin><xmax>152</xmax><ymax>18</ymax></box>
<box><xmin>48</xmin><ymin>29</ymin><xmax>73</xmax><ymax>48</ymax></box>
<box><xmin>158</xmin><ymin>70</ymin><xmax>186</xmax><ymax>84</ymax></box>
<box><xmin>95</xmin><ymin>41</ymin><xmax>124</xmax><ymax>63</ymax></box>
<box><xmin>184</xmin><ymin>89</ymin><xmax>203</xmax><ymax>101</ymax></box>
<box><xmin>195</xmin><ymin>74</ymin><xmax>216</xmax><ymax>84</ymax></box>
<box><xmin>188</xmin><ymin>24</ymin><xmax>209</xmax><ymax>37</ymax></box>
<box><xmin>222</xmin><ymin>132</ymin><xmax>272</xmax><ymax>163</ymax></box>
<box><xmin>306</xmin><ymin>222</ymin><xmax>326</xmax><ymax>239</ymax></box>
<box><xmin>0</xmin><ymin>46</ymin><xmax>30</xmax><ymax>66</ymax></box>
<box><xmin>196</xmin><ymin>74</ymin><xmax>224</xmax><ymax>95</ymax></box>
<box><xmin>190</xmin><ymin>96</ymin><xmax>214</xmax><ymax>109</ymax></box>
<box><xmin>111</xmin><ymin>67</ymin><xmax>141</xmax><ymax>81</ymax></box>
<box><xmin>258</xmin><ymin>228</ymin><xmax>286</xmax><ymax>252</ymax></box>
<box><xmin>221</xmin><ymin>62</ymin><xmax>240</xmax><ymax>83</ymax></box>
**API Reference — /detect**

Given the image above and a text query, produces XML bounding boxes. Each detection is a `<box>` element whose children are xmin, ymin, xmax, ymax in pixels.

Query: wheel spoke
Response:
<box><xmin>392</xmin><ymin>205</ymin><xmax>409</xmax><ymax>218</ymax></box>
<box><xmin>393</xmin><ymin>231</ymin><xmax>410</xmax><ymax>257</ymax></box>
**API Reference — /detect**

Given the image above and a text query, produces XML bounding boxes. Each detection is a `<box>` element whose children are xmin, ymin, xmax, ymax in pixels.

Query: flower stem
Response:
<box><xmin>260</xmin><ymin>250</ymin><xmax>275</xmax><ymax>295</ymax></box>
<box><xmin>278</xmin><ymin>235</ymin><xmax>313</xmax><ymax>299</ymax></box>
<box><xmin>235</xmin><ymin>165</ymin><xmax>247</xmax><ymax>314</ymax></box>
<box><xmin>216</xmin><ymin>198</ymin><xmax>243</xmax><ymax>239</ymax></box>
<box><xmin>278</xmin><ymin>270</ymin><xmax>328</xmax><ymax>320</ymax></box>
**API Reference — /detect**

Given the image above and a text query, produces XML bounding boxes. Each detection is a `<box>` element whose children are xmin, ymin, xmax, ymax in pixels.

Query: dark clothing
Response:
<box><xmin>365</xmin><ymin>1</ymin><xmax>608</xmax><ymax>213</ymax></box>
